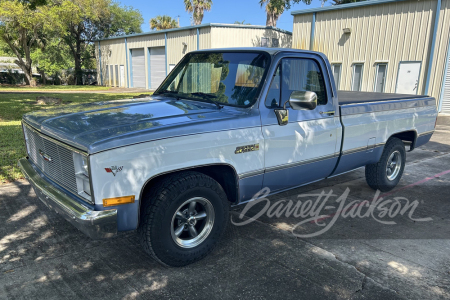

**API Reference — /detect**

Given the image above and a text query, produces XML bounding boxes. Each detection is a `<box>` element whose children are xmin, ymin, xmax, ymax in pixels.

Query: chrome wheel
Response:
<box><xmin>386</xmin><ymin>150</ymin><xmax>402</xmax><ymax>181</ymax></box>
<box><xmin>170</xmin><ymin>197</ymin><xmax>215</xmax><ymax>248</ymax></box>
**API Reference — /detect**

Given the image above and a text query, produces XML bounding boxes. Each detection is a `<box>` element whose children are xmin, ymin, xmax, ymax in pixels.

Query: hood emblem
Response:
<box><xmin>39</xmin><ymin>150</ymin><xmax>53</xmax><ymax>162</ymax></box>
<box><xmin>105</xmin><ymin>166</ymin><xmax>123</xmax><ymax>176</ymax></box>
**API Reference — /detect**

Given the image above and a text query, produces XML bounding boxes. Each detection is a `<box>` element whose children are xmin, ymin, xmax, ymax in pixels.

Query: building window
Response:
<box><xmin>352</xmin><ymin>64</ymin><xmax>363</xmax><ymax>91</ymax></box>
<box><xmin>331</xmin><ymin>64</ymin><xmax>341</xmax><ymax>90</ymax></box>
<box><xmin>261</xmin><ymin>37</ymin><xmax>269</xmax><ymax>47</ymax></box>
<box><xmin>272</xmin><ymin>38</ymin><xmax>279</xmax><ymax>47</ymax></box>
<box><xmin>374</xmin><ymin>64</ymin><xmax>387</xmax><ymax>93</ymax></box>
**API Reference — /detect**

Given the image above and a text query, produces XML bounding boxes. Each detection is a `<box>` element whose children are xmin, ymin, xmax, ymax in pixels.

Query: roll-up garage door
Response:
<box><xmin>150</xmin><ymin>47</ymin><xmax>166</xmax><ymax>89</ymax></box>
<box><xmin>131</xmin><ymin>48</ymin><xmax>145</xmax><ymax>88</ymax></box>
<box><xmin>442</xmin><ymin>55</ymin><xmax>450</xmax><ymax>113</ymax></box>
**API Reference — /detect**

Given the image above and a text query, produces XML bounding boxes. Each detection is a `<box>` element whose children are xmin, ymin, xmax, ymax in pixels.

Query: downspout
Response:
<box><xmin>424</xmin><ymin>0</ymin><xmax>442</xmax><ymax>96</ymax></box>
<box><xmin>125</xmin><ymin>37</ymin><xmax>129</xmax><ymax>88</ymax></box>
<box><xmin>165</xmin><ymin>33</ymin><xmax>168</xmax><ymax>76</ymax></box>
<box><xmin>310</xmin><ymin>13</ymin><xmax>316</xmax><ymax>51</ymax></box>
<box><xmin>438</xmin><ymin>33</ymin><xmax>450</xmax><ymax>112</ymax></box>
<box><xmin>98</xmin><ymin>41</ymin><xmax>103</xmax><ymax>86</ymax></box>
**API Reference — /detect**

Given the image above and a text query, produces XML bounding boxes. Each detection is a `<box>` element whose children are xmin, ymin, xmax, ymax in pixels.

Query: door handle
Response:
<box><xmin>320</xmin><ymin>111</ymin><xmax>335</xmax><ymax>116</ymax></box>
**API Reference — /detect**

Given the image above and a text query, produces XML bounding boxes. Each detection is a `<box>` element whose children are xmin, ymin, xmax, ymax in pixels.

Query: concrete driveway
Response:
<box><xmin>1</xmin><ymin>117</ymin><xmax>450</xmax><ymax>299</ymax></box>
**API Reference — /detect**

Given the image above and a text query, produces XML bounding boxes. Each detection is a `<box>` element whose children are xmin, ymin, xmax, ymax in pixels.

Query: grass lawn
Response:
<box><xmin>0</xmin><ymin>85</ymin><xmax>111</xmax><ymax>91</ymax></box>
<box><xmin>0</xmin><ymin>92</ymin><xmax>147</xmax><ymax>184</ymax></box>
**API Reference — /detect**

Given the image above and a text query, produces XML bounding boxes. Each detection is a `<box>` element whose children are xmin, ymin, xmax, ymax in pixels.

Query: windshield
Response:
<box><xmin>154</xmin><ymin>51</ymin><xmax>270</xmax><ymax>107</ymax></box>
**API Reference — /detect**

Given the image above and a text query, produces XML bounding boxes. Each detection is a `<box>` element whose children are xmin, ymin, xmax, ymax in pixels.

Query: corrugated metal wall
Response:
<box><xmin>292</xmin><ymin>0</ymin><xmax>450</xmax><ymax>105</ymax></box>
<box><xmin>96</xmin><ymin>39</ymin><xmax>127</xmax><ymax>86</ymax></box>
<box><xmin>199</xmin><ymin>27</ymin><xmax>211</xmax><ymax>49</ymax></box>
<box><xmin>292</xmin><ymin>14</ymin><xmax>312</xmax><ymax>50</ymax></box>
<box><xmin>166</xmin><ymin>29</ymin><xmax>198</xmax><ymax>65</ymax></box>
<box><xmin>98</xmin><ymin>26</ymin><xmax>292</xmax><ymax>89</ymax></box>
<box><xmin>211</xmin><ymin>27</ymin><xmax>292</xmax><ymax>48</ymax></box>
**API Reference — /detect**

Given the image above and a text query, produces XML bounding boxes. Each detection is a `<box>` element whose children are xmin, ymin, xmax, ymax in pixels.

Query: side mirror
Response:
<box><xmin>273</xmin><ymin>91</ymin><xmax>318</xmax><ymax>126</ymax></box>
<box><xmin>289</xmin><ymin>91</ymin><xmax>317</xmax><ymax>110</ymax></box>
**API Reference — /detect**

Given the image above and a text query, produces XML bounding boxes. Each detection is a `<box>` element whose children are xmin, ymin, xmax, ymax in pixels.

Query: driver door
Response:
<box><xmin>261</xmin><ymin>56</ymin><xmax>340</xmax><ymax>192</ymax></box>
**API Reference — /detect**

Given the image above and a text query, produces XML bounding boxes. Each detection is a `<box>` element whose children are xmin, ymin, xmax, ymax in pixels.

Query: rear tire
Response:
<box><xmin>365</xmin><ymin>137</ymin><xmax>406</xmax><ymax>192</ymax></box>
<box><xmin>137</xmin><ymin>171</ymin><xmax>229</xmax><ymax>267</ymax></box>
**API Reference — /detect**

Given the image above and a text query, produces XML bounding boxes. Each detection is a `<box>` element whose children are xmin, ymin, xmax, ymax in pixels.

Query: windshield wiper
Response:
<box><xmin>190</xmin><ymin>92</ymin><xmax>223</xmax><ymax>109</ymax></box>
<box><xmin>154</xmin><ymin>90</ymin><xmax>180</xmax><ymax>99</ymax></box>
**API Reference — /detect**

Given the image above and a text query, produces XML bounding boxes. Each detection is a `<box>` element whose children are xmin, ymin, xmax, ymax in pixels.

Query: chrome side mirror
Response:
<box><xmin>289</xmin><ymin>91</ymin><xmax>317</xmax><ymax>110</ymax></box>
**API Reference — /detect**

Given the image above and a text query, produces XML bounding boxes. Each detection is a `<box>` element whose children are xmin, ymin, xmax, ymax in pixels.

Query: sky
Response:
<box><xmin>121</xmin><ymin>0</ymin><xmax>327</xmax><ymax>33</ymax></box>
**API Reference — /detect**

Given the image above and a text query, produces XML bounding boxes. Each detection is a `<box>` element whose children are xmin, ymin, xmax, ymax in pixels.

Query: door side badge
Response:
<box><xmin>235</xmin><ymin>144</ymin><xmax>260</xmax><ymax>154</ymax></box>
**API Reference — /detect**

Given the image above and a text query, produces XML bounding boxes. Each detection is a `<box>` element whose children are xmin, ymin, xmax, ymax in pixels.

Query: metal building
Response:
<box><xmin>95</xmin><ymin>23</ymin><xmax>292</xmax><ymax>90</ymax></box>
<box><xmin>291</xmin><ymin>0</ymin><xmax>450</xmax><ymax>113</ymax></box>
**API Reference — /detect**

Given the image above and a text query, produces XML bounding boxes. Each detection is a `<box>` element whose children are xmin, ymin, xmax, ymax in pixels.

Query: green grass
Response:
<box><xmin>0</xmin><ymin>85</ymin><xmax>111</xmax><ymax>91</ymax></box>
<box><xmin>0</xmin><ymin>92</ymin><xmax>148</xmax><ymax>184</ymax></box>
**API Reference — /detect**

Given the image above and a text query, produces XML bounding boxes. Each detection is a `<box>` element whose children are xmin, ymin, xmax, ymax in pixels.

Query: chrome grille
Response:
<box><xmin>24</xmin><ymin>125</ymin><xmax>78</xmax><ymax>195</ymax></box>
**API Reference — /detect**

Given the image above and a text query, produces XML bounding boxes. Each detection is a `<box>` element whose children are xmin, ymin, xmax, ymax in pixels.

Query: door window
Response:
<box><xmin>281</xmin><ymin>58</ymin><xmax>327</xmax><ymax>106</ymax></box>
<box><xmin>352</xmin><ymin>64</ymin><xmax>363</xmax><ymax>91</ymax></box>
<box><xmin>374</xmin><ymin>64</ymin><xmax>387</xmax><ymax>93</ymax></box>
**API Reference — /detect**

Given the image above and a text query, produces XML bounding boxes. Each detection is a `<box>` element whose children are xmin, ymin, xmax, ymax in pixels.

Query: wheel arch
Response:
<box><xmin>137</xmin><ymin>164</ymin><xmax>239</xmax><ymax>224</ymax></box>
<box><xmin>388</xmin><ymin>130</ymin><xmax>418</xmax><ymax>151</ymax></box>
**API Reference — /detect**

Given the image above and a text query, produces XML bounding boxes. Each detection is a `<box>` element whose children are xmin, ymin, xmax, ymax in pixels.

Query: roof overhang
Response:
<box><xmin>291</xmin><ymin>0</ymin><xmax>408</xmax><ymax>16</ymax></box>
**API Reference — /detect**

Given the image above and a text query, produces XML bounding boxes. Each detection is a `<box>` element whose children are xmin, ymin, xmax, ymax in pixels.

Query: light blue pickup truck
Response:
<box><xmin>19</xmin><ymin>48</ymin><xmax>437</xmax><ymax>266</ymax></box>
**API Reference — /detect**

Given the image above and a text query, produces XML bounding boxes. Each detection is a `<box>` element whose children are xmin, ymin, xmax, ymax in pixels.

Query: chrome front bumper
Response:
<box><xmin>18</xmin><ymin>157</ymin><xmax>117</xmax><ymax>239</ymax></box>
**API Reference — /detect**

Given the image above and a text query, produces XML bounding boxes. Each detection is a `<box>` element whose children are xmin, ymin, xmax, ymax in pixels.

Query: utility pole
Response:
<box><xmin>177</xmin><ymin>15</ymin><xmax>180</xmax><ymax>27</ymax></box>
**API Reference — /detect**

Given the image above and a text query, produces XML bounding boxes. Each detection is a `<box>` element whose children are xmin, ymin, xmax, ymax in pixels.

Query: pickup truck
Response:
<box><xmin>18</xmin><ymin>48</ymin><xmax>437</xmax><ymax>266</ymax></box>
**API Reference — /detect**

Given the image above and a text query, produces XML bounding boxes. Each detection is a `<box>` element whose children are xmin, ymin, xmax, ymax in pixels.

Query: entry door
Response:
<box><xmin>261</xmin><ymin>57</ymin><xmax>340</xmax><ymax>193</ymax></box>
<box><xmin>131</xmin><ymin>48</ymin><xmax>145</xmax><ymax>88</ymax></box>
<box><xmin>150</xmin><ymin>47</ymin><xmax>166</xmax><ymax>89</ymax></box>
<box><xmin>119</xmin><ymin>65</ymin><xmax>125</xmax><ymax>87</ymax></box>
<box><xmin>396</xmin><ymin>62</ymin><xmax>421</xmax><ymax>94</ymax></box>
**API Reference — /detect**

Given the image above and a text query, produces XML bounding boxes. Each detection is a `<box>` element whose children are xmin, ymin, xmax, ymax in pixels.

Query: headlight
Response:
<box><xmin>73</xmin><ymin>153</ymin><xmax>92</xmax><ymax>199</ymax></box>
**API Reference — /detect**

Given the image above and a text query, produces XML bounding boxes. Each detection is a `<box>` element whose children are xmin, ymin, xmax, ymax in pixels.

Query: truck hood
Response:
<box><xmin>23</xmin><ymin>96</ymin><xmax>260</xmax><ymax>154</ymax></box>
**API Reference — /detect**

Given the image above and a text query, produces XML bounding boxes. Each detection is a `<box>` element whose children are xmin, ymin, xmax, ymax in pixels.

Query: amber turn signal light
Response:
<box><xmin>103</xmin><ymin>195</ymin><xmax>135</xmax><ymax>207</ymax></box>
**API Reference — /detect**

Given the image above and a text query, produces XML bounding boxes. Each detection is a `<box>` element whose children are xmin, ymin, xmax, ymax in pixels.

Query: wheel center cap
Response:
<box><xmin>187</xmin><ymin>217</ymin><xmax>196</xmax><ymax>226</ymax></box>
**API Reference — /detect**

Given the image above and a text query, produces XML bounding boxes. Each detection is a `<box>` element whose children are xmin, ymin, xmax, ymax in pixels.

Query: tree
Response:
<box><xmin>31</xmin><ymin>38</ymin><xmax>73</xmax><ymax>84</ymax></box>
<box><xmin>259</xmin><ymin>0</ymin><xmax>314</xmax><ymax>27</ymax></box>
<box><xmin>260</xmin><ymin>0</ymin><xmax>284</xmax><ymax>27</ymax></box>
<box><xmin>62</xmin><ymin>0</ymin><xmax>143</xmax><ymax>85</ymax></box>
<box><xmin>150</xmin><ymin>15</ymin><xmax>179</xmax><ymax>30</ymax></box>
<box><xmin>0</xmin><ymin>0</ymin><xmax>72</xmax><ymax>86</ymax></box>
<box><xmin>184</xmin><ymin>0</ymin><xmax>212</xmax><ymax>25</ymax></box>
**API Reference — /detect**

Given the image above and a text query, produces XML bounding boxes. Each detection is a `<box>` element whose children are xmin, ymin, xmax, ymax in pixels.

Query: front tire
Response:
<box><xmin>137</xmin><ymin>171</ymin><xmax>229</xmax><ymax>267</ymax></box>
<box><xmin>365</xmin><ymin>137</ymin><xmax>406</xmax><ymax>192</ymax></box>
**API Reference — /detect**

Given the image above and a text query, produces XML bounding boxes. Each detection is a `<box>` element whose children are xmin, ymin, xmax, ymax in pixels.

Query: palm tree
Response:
<box><xmin>260</xmin><ymin>0</ymin><xmax>284</xmax><ymax>27</ymax></box>
<box><xmin>184</xmin><ymin>0</ymin><xmax>212</xmax><ymax>25</ymax></box>
<box><xmin>150</xmin><ymin>15</ymin><xmax>179</xmax><ymax>30</ymax></box>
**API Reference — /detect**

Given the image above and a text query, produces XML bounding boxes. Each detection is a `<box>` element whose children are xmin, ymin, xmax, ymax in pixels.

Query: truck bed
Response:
<box><xmin>338</xmin><ymin>91</ymin><xmax>435</xmax><ymax>116</ymax></box>
<box><xmin>338</xmin><ymin>91</ymin><xmax>428</xmax><ymax>105</ymax></box>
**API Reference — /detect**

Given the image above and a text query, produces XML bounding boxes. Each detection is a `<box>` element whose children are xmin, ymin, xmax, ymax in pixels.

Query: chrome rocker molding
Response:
<box><xmin>18</xmin><ymin>158</ymin><xmax>117</xmax><ymax>239</ymax></box>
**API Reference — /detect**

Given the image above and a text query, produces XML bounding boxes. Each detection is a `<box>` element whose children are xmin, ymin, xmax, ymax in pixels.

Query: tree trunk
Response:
<box><xmin>266</xmin><ymin>11</ymin><xmax>279</xmax><ymax>27</ymax></box>
<box><xmin>74</xmin><ymin>39</ymin><xmax>83</xmax><ymax>85</ymax></box>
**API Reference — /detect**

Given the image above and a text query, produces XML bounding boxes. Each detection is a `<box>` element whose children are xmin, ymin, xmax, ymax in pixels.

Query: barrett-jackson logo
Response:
<box><xmin>105</xmin><ymin>166</ymin><xmax>123</xmax><ymax>176</ymax></box>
